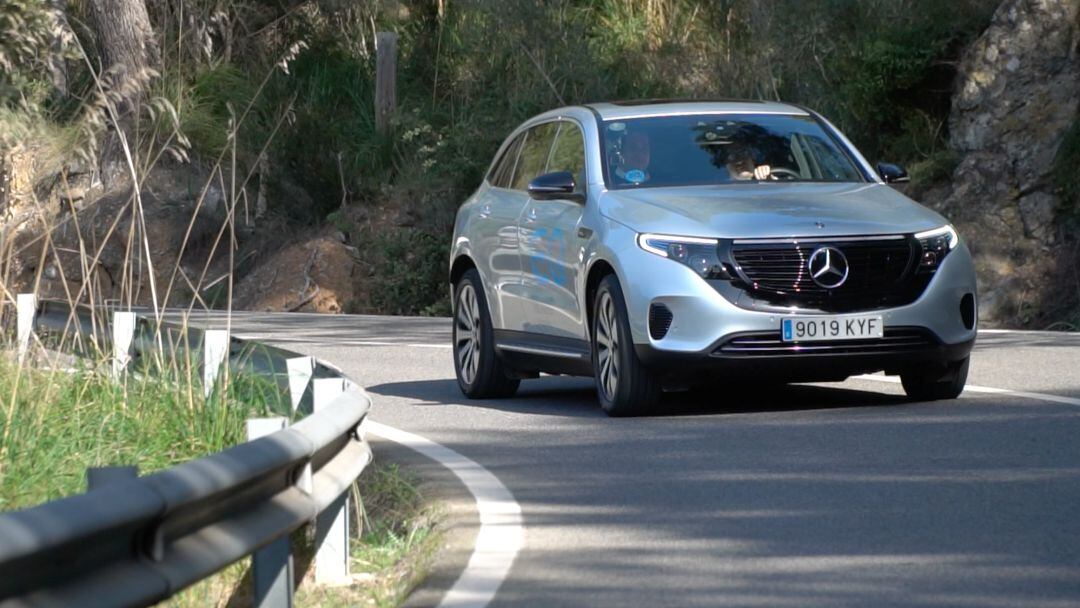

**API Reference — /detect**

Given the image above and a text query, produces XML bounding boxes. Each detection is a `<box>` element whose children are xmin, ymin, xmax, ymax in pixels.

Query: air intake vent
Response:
<box><xmin>960</xmin><ymin>293</ymin><xmax>976</xmax><ymax>330</ymax></box>
<box><xmin>649</xmin><ymin>304</ymin><xmax>673</xmax><ymax>340</ymax></box>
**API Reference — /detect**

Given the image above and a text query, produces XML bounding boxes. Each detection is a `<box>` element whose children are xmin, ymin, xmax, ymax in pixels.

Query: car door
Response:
<box><xmin>496</xmin><ymin>121</ymin><xmax>561</xmax><ymax>333</ymax></box>
<box><xmin>471</xmin><ymin>132</ymin><xmax>527</xmax><ymax>329</ymax></box>
<box><xmin>517</xmin><ymin>120</ymin><xmax>589</xmax><ymax>341</ymax></box>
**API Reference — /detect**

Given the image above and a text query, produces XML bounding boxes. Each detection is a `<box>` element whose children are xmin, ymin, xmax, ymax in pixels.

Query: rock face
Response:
<box><xmin>929</xmin><ymin>0</ymin><xmax>1080</xmax><ymax>323</ymax></box>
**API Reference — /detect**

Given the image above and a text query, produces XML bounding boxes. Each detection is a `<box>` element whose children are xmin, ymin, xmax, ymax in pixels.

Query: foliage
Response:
<box><xmin>363</xmin><ymin>226</ymin><xmax>450</xmax><ymax>317</ymax></box>
<box><xmin>0</xmin><ymin>354</ymin><xmax>283</xmax><ymax>510</ymax></box>
<box><xmin>1054</xmin><ymin>115</ymin><xmax>1080</xmax><ymax>229</ymax></box>
<box><xmin>2</xmin><ymin>0</ymin><xmax>1002</xmax><ymax>315</ymax></box>
<box><xmin>0</xmin><ymin>0</ymin><xmax>73</xmax><ymax>112</ymax></box>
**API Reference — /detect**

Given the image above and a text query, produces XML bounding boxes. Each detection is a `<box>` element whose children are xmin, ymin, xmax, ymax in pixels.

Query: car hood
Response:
<box><xmin>598</xmin><ymin>182</ymin><xmax>950</xmax><ymax>239</ymax></box>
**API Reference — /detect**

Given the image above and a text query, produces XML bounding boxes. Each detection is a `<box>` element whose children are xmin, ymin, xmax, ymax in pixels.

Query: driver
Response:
<box><xmin>613</xmin><ymin>131</ymin><xmax>651</xmax><ymax>184</ymax></box>
<box><xmin>726</xmin><ymin>143</ymin><xmax>771</xmax><ymax>181</ymax></box>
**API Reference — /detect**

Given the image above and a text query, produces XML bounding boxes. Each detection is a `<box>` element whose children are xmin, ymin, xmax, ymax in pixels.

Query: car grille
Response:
<box><xmin>730</xmin><ymin>237</ymin><xmax>930</xmax><ymax>312</ymax></box>
<box><xmin>714</xmin><ymin>327</ymin><xmax>936</xmax><ymax>358</ymax></box>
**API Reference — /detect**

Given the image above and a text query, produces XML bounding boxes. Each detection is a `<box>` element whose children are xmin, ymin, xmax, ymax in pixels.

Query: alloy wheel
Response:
<box><xmin>595</xmin><ymin>291</ymin><xmax>620</xmax><ymax>400</ymax></box>
<box><xmin>455</xmin><ymin>283</ymin><xmax>482</xmax><ymax>385</ymax></box>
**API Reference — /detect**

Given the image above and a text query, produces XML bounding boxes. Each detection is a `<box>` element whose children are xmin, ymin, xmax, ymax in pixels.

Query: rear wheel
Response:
<box><xmin>900</xmin><ymin>356</ymin><xmax>969</xmax><ymax>401</ymax></box>
<box><xmin>592</xmin><ymin>275</ymin><xmax>661</xmax><ymax>416</ymax></box>
<box><xmin>453</xmin><ymin>270</ymin><xmax>520</xmax><ymax>398</ymax></box>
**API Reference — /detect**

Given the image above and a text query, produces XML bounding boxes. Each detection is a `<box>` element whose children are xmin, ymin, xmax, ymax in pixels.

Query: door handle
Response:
<box><xmin>524</xmin><ymin>208</ymin><xmax>538</xmax><ymax>223</ymax></box>
<box><xmin>479</xmin><ymin>204</ymin><xmax>492</xmax><ymax>218</ymax></box>
<box><xmin>577</xmin><ymin>227</ymin><xmax>593</xmax><ymax>239</ymax></box>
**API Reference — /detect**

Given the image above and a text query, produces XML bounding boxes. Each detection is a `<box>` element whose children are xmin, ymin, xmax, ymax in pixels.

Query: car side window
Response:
<box><xmin>547</xmin><ymin>121</ymin><xmax>586</xmax><ymax>191</ymax></box>
<box><xmin>488</xmin><ymin>133</ymin><xmax>525</xmax><ymax>189</ymax></box>
<box><xmin>511</xmin><ymin>122</ymin><xmax>559</xmax><ymax>191</ymax></box>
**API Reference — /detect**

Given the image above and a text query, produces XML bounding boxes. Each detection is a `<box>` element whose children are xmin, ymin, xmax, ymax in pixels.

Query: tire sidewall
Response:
<box><xmin>453</xmin><ymin>271</ymin><xmax>486</xmax><ymax>396</ymax></box>
<box><xmin>592</xmin><ymin>276</ymin><xmax>634</xmax><ymax>414</ymax></box>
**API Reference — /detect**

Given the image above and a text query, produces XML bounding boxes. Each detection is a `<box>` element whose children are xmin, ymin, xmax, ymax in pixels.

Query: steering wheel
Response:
<box><xmin>768</xmin><ymin>167</ymin><xmax>802</xmax><ymax>180</ymax></box>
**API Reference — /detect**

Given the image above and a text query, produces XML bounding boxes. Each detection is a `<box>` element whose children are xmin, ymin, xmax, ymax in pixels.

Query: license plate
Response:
<box><xmin>781</xmin><ymin>315</ymin><xmax>883</xmax><ymax>342</ymax></box>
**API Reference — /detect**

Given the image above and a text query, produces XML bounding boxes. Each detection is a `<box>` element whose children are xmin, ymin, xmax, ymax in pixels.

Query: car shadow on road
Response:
<box><xmin>367</xmin><ymin>375</ymin><xmax>911</xmax><ymax>418</ymax></box>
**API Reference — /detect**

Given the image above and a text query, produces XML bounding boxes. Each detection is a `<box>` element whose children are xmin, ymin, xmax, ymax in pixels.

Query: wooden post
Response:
<box><xmin>375</xmin><ymin>32</ymin><xmax>398</xmax><ymax>135</ymax></box>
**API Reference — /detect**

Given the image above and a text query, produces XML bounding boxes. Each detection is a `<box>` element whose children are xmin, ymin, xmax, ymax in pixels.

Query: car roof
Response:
<box><xmin>584</xmin><ymin>99</ymin><xmax>809</xmax><ymax>121</ymax></box>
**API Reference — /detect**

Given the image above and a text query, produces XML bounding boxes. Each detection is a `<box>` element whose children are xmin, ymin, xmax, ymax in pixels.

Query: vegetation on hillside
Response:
<box><xmin>2</xmin><ymin>0</ymin><xmax>1000</xmax><ymax>315</ymax></box>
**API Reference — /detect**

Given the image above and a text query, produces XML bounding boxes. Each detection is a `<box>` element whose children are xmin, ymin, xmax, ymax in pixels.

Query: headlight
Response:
<box><xmin>914</xmin><ymin>224</ymin><xmax>959</xmax><ymax>271</ymax></box>
<box><xmin>637</xmin><ymin>233</ymin><xmax>731</xmax><ymax>279</ymax></box>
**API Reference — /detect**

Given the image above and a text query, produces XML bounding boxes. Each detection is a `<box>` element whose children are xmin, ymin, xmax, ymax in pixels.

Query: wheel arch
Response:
<box><xmin>585</xmin><ymin>258</ymin><xmax>618</xmax><ymax>335</ymax></box>
<box><xmin>450</xmin><ymin>254</ymin><xmax>477</xmax><ymax>288</ymax></box>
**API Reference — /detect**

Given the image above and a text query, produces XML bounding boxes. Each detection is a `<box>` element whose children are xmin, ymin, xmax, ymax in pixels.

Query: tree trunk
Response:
<box><xmin>86</xmin><ymin>0</ymin><xmax>158</xmax><ymax>185</ymax></box>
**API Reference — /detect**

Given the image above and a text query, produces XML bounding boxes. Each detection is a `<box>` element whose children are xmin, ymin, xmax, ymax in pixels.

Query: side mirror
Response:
<box><xmin>527</xmin><ymin>171</ymin><xmax>584</xmax><ymax>203</ymax></box>
<box><xmin>877</xmin><ymin>162</ymin><xmax>910</xmax><ymax>184</ymax></box>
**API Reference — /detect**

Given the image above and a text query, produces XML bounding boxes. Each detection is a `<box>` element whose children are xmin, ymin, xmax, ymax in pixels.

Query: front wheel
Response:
<box><xmin>900</xmin><ymin>356</ymin><xmax>969</xmax><ymax>401</ymax></box>
<box><xmin>453</xmin><ymin>270</ymin><xmax>520</xmax><ymax>399</ymax></box>
<box><xmin>592</xmin><ymin>275</ymin><xmax>661</xmax><ymax>416</ymax></box>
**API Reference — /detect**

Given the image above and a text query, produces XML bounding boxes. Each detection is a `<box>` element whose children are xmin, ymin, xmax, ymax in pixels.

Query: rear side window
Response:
<box><xmin>511</xmin><ymin>122</ymin><xmax>559</xmax><ymax>191</ymax></box>
<box><xmin>547</xmin><ymin>122</ymin><xmax>586</xmax><ymax>191</ymax></box>
<box><xmin>488</xmin><ymin>133</ymin><xmax>525</xmax><ymax>189</ymax></box>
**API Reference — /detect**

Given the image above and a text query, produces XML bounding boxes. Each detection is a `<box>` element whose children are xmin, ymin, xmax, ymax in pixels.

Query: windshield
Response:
<box><xmin>601</xmin><ymin>113</ymin><xmax>866</xmax><ymax>189</ymax></box>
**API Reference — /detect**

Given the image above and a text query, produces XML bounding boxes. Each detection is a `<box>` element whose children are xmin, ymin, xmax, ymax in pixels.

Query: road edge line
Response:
<box><xmin>366</xmin><ymin>421</ymin><xmax>523</xmax><ymax>608</ymax></box>
<box><xmin>853</xmin><ymin>374</ymin><xmax>1080</xmax><ymax>407</ymax></box>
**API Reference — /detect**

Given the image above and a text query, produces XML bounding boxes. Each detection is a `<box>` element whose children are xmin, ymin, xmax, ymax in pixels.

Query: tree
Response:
<box><xmin>85</xmin><ymin>0</ymin><xmax>157</xmax><ymax>185</ymax></box>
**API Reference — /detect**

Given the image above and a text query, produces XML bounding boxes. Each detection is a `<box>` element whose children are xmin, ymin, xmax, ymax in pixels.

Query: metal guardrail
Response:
<box><xmin>0</xmin><ymin>301</ymin><xmax>374</xmax><ymax>607</ymax></box>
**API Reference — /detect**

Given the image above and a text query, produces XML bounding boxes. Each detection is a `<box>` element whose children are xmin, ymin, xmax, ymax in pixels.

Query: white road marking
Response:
<box><xmin>366</xmin><ymin>421</ymin><xmax>523</xmax><ymax>608</ymax></box>
<box><xmin>350</xmin><ymin>341</ymin><xmax>451</xmax><ymax>349</ymax></box>
<box><xmin>853</xmin><ymin>374</ymin><xmax>1080</xmax><ymax>407</ymax></box>
<box><xmin>978</xmin><ymin>328</ymin><xmax>1080</xmax><ymax>336</ymax></box>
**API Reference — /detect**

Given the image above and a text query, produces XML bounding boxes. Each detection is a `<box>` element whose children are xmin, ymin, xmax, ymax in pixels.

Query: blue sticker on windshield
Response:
<box><xmin>626</xmin><ymin>169</ymin><xmax>646</xmax><ymax>183</ymax></box>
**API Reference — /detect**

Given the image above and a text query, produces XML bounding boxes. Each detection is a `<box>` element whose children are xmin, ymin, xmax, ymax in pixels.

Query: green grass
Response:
<box><xmin>0</xmin><ymin>352</ymin><xmax>285</xmax><ymax>511</ymax></box>
<box><xmin>292</xmin><ymin>463</ymin><xmax>442</xmax><ymax>608</ymax></box>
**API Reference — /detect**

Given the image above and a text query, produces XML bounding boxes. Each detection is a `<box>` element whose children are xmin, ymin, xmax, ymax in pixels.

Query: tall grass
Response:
<box><xmin>0</xmin><ymin>354</ymin><xmax>285</xmax><ymax>511</ymax></box>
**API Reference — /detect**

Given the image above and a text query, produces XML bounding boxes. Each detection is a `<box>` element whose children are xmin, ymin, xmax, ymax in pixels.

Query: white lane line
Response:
<box><xmin>349</xmin><ymin>341</ymin><xmax>451</xmax><ymax>349</ymax></box>
<box><xmin>366</xmin><ymin>421</ymin><xmax>523</xmax><ymax>608</ymax></box>
<box><xmin>978</xmin><ymin>328</ymin><xmax>1080</xmax><ymax>336</ymax></box>
<box><xmin>853</xmin><ymin>374</ymin><xmax>1080</xmax><ymax>407</ymax></box>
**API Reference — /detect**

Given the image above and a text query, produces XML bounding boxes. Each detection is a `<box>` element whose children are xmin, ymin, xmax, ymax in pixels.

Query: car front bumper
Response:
<box><xmin>605</xmin><ymin>222</ymin><xmax>978</xmax><ymax>380</ymax></box>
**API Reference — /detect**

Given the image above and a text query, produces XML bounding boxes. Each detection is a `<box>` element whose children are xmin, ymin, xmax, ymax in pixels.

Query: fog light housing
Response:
<box><xmin>649</xmin><ymin>303</ymin><xmax>674</xmax><ymax>340</ymax></box>
<box><xmin>960</xmin><ymin>293</ymin><xmax>976</xmax><ymax>330</ymax></box>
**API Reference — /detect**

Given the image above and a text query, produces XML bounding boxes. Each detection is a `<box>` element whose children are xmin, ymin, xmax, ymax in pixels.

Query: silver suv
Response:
<box><xmin>449</xmin><ymin>100</ymin><xmax>977</xmax><ymax>416</ymax></box>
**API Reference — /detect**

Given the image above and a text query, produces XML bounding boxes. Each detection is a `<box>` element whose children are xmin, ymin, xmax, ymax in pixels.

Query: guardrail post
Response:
<box><xmin>86</xmin><ymin>465</ymin><xmax>137</xmax><ymax>491</ymax></box>
<box><xmin>111</xmin><ymin>311</ymin><xmax>137</xmax><ymax>377</ymax></box>
<box><xmin>312</xmin><ymin>378</ymin><xmax>350</xmax><ymax>585</ymax></box>
<box><xmin>286</xmin><ymin>356</ymin><xmax>315</xmax><ymax>413</ymax></box>
<box><xmin>203</xmin><ymin>329</ymin><xmax>229</xmax><ymax>397</ymax></box>
<box><xmin>247</xmin><ymin>417</ymin><xmax>294</xmax><ymax>608</ymax></box>
<box><xmin>16</xmin><ymin>293</ymin><xmax>37</xmax><ymax>359</ymax></box>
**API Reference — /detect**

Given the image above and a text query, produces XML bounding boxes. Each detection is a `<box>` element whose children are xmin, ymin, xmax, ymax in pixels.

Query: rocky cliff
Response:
<box><xmin>925</xmin><ymin>0</ymin><xmax>1080</xmax><ymax>325</ymax></box>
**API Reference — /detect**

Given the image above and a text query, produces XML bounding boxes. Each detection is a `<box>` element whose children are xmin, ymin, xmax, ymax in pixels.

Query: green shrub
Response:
<box><xmin>1054</xmin><ymin>116</ymin><xmax>1080</xmax><ymax>229</ymax></box>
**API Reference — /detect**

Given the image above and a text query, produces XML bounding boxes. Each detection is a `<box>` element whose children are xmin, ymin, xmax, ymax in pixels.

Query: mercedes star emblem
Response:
<box><xmin>808</xmin><ymin>246</ymin><xmax>849</xmax><ymax>289</ymax></box>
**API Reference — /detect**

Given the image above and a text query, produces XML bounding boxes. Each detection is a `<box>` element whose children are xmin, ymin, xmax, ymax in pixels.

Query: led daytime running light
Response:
<box><xmin>637</xmin><ymin>233</ymin><xmax>719</xmax><ymax>256</ymax></box>
<box><xmin>914</xmin><ymin>225</ymin><xmax>959</xmax><ymax>250</ymax></box>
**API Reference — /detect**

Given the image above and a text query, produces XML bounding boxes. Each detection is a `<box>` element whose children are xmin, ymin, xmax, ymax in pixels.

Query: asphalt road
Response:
<box><xmin>190</xmin><ymin>312</ymin><xmax>1080</xmax><ymax>607</ymax></box>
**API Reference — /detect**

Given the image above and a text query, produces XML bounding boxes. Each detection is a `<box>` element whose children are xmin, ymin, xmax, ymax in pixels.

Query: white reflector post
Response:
<box><xmin>203</xmin><ymin>330</ymin><xmax>229</xmax><ymax>398</ymax></box>
<box><xmin>286</xmin><ymin>356</ymin><xmax>316</xmax><ymax>413</ymax></box>
<box><xmin>111</xmin><ymin>312</ymin><xmax>137</xmax><ymax>378</ymax></box>
<box><xmin>16</xmin><ymin>293</ymin><xmax>37</xmax><ymax>360</ymax></box>
<box><xmin>312</xmin><ymin>377</ymin><xmax>350</xmax><ymax>585</ymax></box>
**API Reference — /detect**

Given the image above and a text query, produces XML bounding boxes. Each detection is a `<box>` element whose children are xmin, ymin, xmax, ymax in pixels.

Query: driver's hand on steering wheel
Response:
<box><xmin>753</xmin><ymin>164</ymin><xmax>772</xmax><ymax>180</ymax></box>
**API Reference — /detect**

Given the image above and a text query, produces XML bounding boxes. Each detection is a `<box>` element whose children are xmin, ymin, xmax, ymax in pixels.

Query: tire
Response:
<box><xmin>453</xmin><ymin>269</ymin><xmax>520</xmax><ymax>399</ymax></box>
<box><xmin>900</xmin><ymin>356</ymin><xmax>969</xmax><ymax>401</ymax></box>
<box><xmin>592</xmin><ymin>275</ymin><xmax>661</xmax><ymax>416</ymax></box>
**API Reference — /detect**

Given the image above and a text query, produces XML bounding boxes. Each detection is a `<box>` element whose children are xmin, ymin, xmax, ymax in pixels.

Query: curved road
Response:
<box><xmin>198</xmin><ymin>312</ymin><xmax>1080</xmax><ymax>607</ymax></box>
